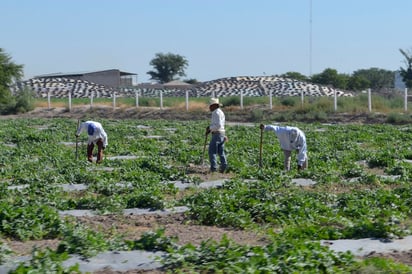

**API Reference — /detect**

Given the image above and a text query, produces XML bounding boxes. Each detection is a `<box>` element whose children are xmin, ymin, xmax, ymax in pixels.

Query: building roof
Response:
<box><xmin>119</xmin><ymin>71</ymin><xmax>137</xmax><ymax>76</ymax></box>
<box><xmin>34</xmin><ymin>69</ymin><xmax>137</xmax><ymax>78</ymax></box>
<box><xmin>34</xmin><ymin>72</ymin><xmax>86</xmax><ymax>78</ymax></box>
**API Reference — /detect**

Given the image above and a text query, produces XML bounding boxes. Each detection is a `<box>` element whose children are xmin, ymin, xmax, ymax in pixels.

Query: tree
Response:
<box><xmin>0</xmin><ymin>48</ymin><xmax>34</xmax><ymax>114</ymax></box>
<box><xmin>280</xmin><ymin>71</ymin><xmax>309</xmax><ymax>82</ymax></box>
<box><xmin>147</xmin><ymin>53</ymin><xmax>188</xmax><ymax>84</ymax></box>
<box><xmin>184</xmin><ymin>78</ymin><xmax>199</xmax><ymax>84</ymax></box>
<box><xmin>310</xmin><ymin>68</ymin><xmax>349</xmax><ymax>90</ymax></box>
<box><xmin>347</xmin><ymin>75</ymin><xmax>370</xmax><ymax>91</ymax></box>
<box><xmin>0</xmin><ymin>48</ymin><xmax>24</xmax><ymax>113</ymax></box>
<box><xmin>399</xmin><ymin>48</ymin><xmax>412</xmax><ymax>89</ymax></box>
<box><xmin>0</xmin><ymin>48</ymin><xmax>23</xmax><ymax>88</ymax></box>
<box><xmin>352</xmin><ymin>67</ymin><xmax>394</xmax><ymax>91</ymax></box>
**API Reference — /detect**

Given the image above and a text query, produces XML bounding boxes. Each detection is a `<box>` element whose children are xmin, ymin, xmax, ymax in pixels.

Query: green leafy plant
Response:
<box><xmin>126</xmin><ymin>228</ymin><xmax>177</xmax><ymax>251</ymax></box>
<box><xmin>162</xmin><ymin>235</ymin><xmax>356</xmax><ymax>273</ymax></box>
<box><xmin>11</xmin><ymin>247</ymin><xmax>80</xmax><ymax>274</ymax></box>
<box><xmin>57</xmin><ymin>221</ymin><xmax>126</xmax><ymax>258</ymax></box>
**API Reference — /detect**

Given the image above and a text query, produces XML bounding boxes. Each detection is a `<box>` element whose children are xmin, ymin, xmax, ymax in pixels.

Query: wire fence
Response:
<box><xmin>41</xmin><ymin>88</ymin><xmax>411</xmax><ymax>114</ymax></box>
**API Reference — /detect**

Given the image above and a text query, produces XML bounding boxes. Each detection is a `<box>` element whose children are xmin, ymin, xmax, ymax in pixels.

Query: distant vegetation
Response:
<box><xmin>0</xmin><ymin>48</ymin><xmax>34</xmax><ymax>114</ymax></box>
<box><xmin>399</xmin><ymin>48</ymin><xmax>412</xmax><ymax>89</ymax></box>
<box><xmin>281</xmin><ymin>67</ymin><xmax>395</xmax><ymax>92</ymax></box>
<box><xmin>146</xmin><ymin>50</ymin><xmax>411</xmax><ymax>94</ymax></box>
<box><xmin>147</xmin><ymin>52</ymin><xmax>189</xmax><ymax>84</ymax></box>
<box><xmin>146</xmin><ymin>50</ymin><xmax>412</xmax><ymax>93</ymax></box>
<box><xmin>2</xmin><ymin>47</ymin><xmax>412</xmax><ymax>115</ymax></box>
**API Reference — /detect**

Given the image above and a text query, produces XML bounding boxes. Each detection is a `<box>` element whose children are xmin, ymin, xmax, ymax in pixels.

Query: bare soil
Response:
<box><xmin>3</xmin><ymin>106</ymin><xmax>411</xmax><ymax>273</ymax></box>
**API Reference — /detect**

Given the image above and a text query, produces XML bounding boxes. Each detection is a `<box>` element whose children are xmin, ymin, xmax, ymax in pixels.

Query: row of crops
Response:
<box><xmin>1</xmin><ymin>118</ymin><xmax>412</xmax><ymax>272</ymax></box>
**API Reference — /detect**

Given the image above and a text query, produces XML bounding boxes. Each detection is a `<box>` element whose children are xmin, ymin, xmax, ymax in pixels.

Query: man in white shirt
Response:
<box><xmin>206</xmin><ymin>98</ymin><xmax>228</xmax><ymax>173</ymax></box>
<box><xmin>260</xmin><ymin>124</ymin><xmax>307</xmax><ymax>171</ymax></box>
<box><xmin>76</xmin><ymin>120</ymin><xmax>108</xmax><ymax>163</ymax></box>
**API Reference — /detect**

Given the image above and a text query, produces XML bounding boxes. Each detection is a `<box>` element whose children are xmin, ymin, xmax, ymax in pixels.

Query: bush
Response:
<box><xmin>0</xmin><ymin>87</ymin><xmax>16</xmax><ymax>114</ymax></box>
<box><xmin>221</xmin><ymin>96</ymin><xmax>240</xmax><ymax>107</ymax></box>
<box><xmin>386</xmin><ymin>112</ymin><xmax>412</xmax><ymax>124</ymax></box>
<box><xmin>280</xmin><ymin>97</ymin><xmax>297</xmax><ymax>107</ymax></box>
<box><xmin>14</xmin><ymin>87</ymin><xmax>35</xmax><ymax>113</ymax></box>
<box><xmin>250</xmin><ymin>109</ymin><xmax>264</xmax><ymax>121</ymax></box>
<box><xmin>0</xmin><ymin>87</ymin><xmax>34</xmax><ymax>114</ymax></box>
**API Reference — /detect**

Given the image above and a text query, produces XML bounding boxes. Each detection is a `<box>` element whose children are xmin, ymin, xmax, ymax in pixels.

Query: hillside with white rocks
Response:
<box><xmin>14</xmin><ymin>75</ymin><xmax>353</xmax><ymax>98</ymax></box>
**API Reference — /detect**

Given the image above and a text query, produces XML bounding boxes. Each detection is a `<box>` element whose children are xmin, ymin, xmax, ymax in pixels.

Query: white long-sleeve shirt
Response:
<box><xmin>76</xmin><ymin>121</ymin><xmax>108</xmax><ymax>147</ymax></box>
<box><xmin>264</xmin><ymin>125</ymin><xmax>307</xmax><ymax>166</ymax></box>
<box><xmin>210</xmin><ymin>108</ymin><xmax>225</xmax><ymax>134</ymax></box>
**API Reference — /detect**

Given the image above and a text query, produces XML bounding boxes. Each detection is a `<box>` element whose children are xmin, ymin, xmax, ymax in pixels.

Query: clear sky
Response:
<box><xmin>2</xmin><ymin>0</ymin><xmax>412</xmax><ymax>83</ymax></box>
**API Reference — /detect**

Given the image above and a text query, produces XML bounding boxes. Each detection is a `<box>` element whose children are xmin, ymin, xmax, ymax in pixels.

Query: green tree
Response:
<box><xmin>184</xmin><ymin>78</ymin><xmax>199</xmax><ymax>84</ymax></box>
<box><xmin>0</xmin><ymin>48</ymin><xmax>23</xmax><ymax>113</ymax></box>
<box><xmin>399</xmin><ymin>48</ymin><xmax>412</xmax><ymax>89</ymax></box>
<box><xmin>352</xmin><ymin>67</ymin><xmax>394</xmax><ymax>91</ymax></box>
<box><xmin>347</xmin><ymin>75</ymin><xmax>370</xmax><ymax>91</ymax></box>
<box><xmin>0</xmin><ymin>48</ymin><xmax>34</xmax><ymax>114</ymax></box>
<box><xmin>310</xmin><ymin>68</ymin><xmax>349</xmax><ymax>90</ymax></box>
<box><xmin>280</xmin><ymin>71</ymin><xmax>309</xmax><ymax>82</ymax></box>
<box><xmin>147</xmin><ymin>52</ymin><xmax>188</xmax><ymax>84</ymax></box>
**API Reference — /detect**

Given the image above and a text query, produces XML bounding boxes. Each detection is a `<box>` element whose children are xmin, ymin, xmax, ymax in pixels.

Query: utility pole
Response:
<box><xmin>309</xmin><ymin>0</ymin><xmax>313</xmax><ymax>77</ymax></box>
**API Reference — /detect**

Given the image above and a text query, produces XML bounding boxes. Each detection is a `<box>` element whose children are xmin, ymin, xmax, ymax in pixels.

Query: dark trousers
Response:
<box><xmin>87</xmin><ymin>139</ymin><xmax>104</xmax><ymax>163</ymax></box>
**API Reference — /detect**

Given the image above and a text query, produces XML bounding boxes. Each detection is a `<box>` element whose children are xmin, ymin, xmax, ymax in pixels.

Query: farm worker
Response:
<box><xmin>206</xmin><ymin>98</ymin><xmax>228</xmax><ymax>173</ymax></box>
<box><xmin>260</xmin><ymin>124</ymin><xmax>308</xmax><ymax>171</ymax></box>
<box><xmin>76</xmin><ymin>121</ymin><xmax>108</xmax><ymax>163</ymax></box>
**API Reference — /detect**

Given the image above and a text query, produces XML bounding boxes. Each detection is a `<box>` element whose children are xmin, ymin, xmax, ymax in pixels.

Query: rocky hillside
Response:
<box><xmin>14</xmin><ymin>76</ymin><xmax>353</xmax><ymax>99</ymax></box>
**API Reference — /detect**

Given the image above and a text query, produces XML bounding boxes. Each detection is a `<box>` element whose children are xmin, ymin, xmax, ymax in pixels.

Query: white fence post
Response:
<box><xmin>90</xmin><ymin>90</ymin><xmax>94</xmax><ymax>109</ymax></box>
<box><xmin>301</xmin><ymin>89</ymin><xmax>304</xmax><ymax>107</ymax></box>
<box><xmin>113</xmin><ymin>92</ymin><xmax>116</xmax><ymax>110</ymax></box>
<box><xmin>185</xmin><ymin>90</ymin><xmax>189</xmax><ymax>111</ymax></box>
<box><xmin>135</xmin><ymin>90</ymin><xmax>139</xmax><ymax>108</ymax></box>
<box><xmin>368</xmin><ymin>88</ymin><xmax>372</xmax><ymax>112</ymax></box>
<box><xmin>160</xmin><ymin>90</ymin><xmax>163</xmax><ymax>109</ymax></box>
<box><xmin>68</xmin><ymin>91</ymin><xmax>72</xmax><ymax>112</ymax></box>
<box><xmin>47</xmin><ymin>91</ymin><xmax>51</xmax><ymax>110</ymax></box>
<box><xmin>405</xmin><ymin>88</ymin><xmax>408</xmax><ymax>112</ymax></box>
<box><xmin>269</xmin><ymin>90</ymin><xmax>273</xmax><ymax>110</ymax></box>
<box><xmin>240</xmin><ymin>90</ymin><xmax>243</xmax><ymax>110</ymax></box>
<box><xmin>334</xmin><ymin>90</ymin><xmax>337</xmax><ymax>112</ymax></box>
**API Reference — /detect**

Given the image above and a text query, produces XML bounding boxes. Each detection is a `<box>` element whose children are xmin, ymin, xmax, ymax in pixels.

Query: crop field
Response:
<box><xmin>1</xmin><ymin>117</ymin><xmax>412</xmax><ymax>273</ymax></box>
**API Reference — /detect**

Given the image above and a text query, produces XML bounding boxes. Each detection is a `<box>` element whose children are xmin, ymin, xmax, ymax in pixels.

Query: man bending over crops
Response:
<box><xmin>76</xmin><ymin>121</ymin><xmax>108</xmax><ymax>164</ymax></box>
<box><xmin>260</xmin><ymin>124</ymin><xmax>307</xmax><ymax>171</ymax></box>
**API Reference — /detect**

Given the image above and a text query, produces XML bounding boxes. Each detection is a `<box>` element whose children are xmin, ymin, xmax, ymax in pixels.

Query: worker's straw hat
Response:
<box><xmin>209</xmin><ymin>98</ymin><xmax>221</xmax><ymax>106</ymax></box>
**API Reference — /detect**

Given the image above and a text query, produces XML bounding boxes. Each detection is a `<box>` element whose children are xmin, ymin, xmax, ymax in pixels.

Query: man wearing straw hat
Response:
<box><xmin>206</xmin><ymin>98</ymin><xmax>228</xmax><ymax>173</ymax></box>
